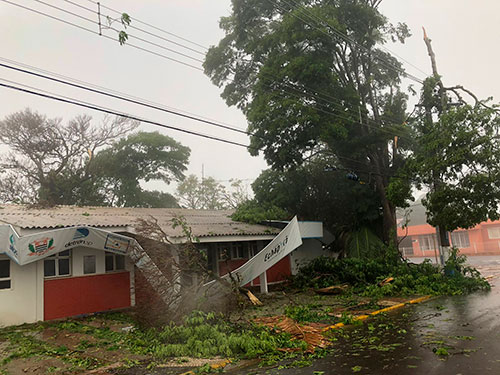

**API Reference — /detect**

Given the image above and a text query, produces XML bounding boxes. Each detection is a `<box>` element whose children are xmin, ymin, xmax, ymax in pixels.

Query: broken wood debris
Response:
<box><xmin>378</xmin><ymin>277</ymin><xmax>394</xmax><ymax>286</ymax></box>
<box><xmin>253</xmin><ymin>316</ymin><xmax>329</xmax><ymax>352</ymax></box>
<box><xmin>315</xmin><ymin>284</ymin><xmax>350</xmax><ymax>295</ymax></box>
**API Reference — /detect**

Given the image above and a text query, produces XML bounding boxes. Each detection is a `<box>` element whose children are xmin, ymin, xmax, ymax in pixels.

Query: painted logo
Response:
<box><xmin>9</xmin><ymin>234</ymin><xmax>18</xmax><ymax>257</ymax></box>
<box><xmin>264</xmin><ymin>235</ymin><xmax>289</xmax><ymax>262</ymax></box>
<box><xmin>64</xmin><ymin>239</ymin><xmax>93</xmax><ymax>248</ymax></box>
<box><xmin>104</xmin><ymin>233</ymin><xmax>130</xmax><ymax>253</ymax></box>
<box><xmin>28</xmin><ymin>237</ymin><xmax>55</xmax><ymax>256</ymax></box>
<box><xmin>73</xmin><ymin>227</ymin><xmax>90</xmax><ymax>240</ymax></box>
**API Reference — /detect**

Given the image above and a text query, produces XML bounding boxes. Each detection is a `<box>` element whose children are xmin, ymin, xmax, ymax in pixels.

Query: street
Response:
<box><xmin>232</xmin><ymin>256</ymin><xmax>500</xmax><ymax>374</ymax></box>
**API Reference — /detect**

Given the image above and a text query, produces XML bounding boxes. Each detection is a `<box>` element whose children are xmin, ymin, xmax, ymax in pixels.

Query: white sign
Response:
<box><xmin>0</xmin><ymin>225</ymin><xmax>134</xmax><ymax>266</ymax></box>
<box><xmin>205</xmin><ymin>216</ymin><xmax>302</xmax><ymax>287</ymax></box>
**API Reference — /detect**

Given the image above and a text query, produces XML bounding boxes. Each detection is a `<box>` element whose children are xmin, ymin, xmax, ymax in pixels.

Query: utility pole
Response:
<box><xmin>422</xmin><ymin>28</ymin><xmax>450</xmax><ymax>265</ymax></box>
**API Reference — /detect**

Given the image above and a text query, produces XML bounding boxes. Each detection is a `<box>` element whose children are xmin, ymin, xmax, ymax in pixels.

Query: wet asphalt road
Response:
<box><xmin>232</xmin><ymin>256</ymin><xmax>500</xmax><ymax>375</ymax></box>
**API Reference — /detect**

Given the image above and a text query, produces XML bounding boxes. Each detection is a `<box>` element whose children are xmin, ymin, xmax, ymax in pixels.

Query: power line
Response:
<box><xmin>0</xmin><ymin>57</ymin><xmax>413</xmax><ymax>145</ymax></box>
<box><xmin>82</xmin><ymin>0</ymin><xmax>209</xmax><ymax>51</ymax></box>
<box><xmin>2</xmin><ymin>2</ymin><xmax>415</xmax><ymax>143</ymax></box>
<box><xmin>63</xmin><ymin>0</ymin><xmax>206</xmax><ymax>56</ymax></box>
<box><xmin>0</xmin><ymin>80</ymin><xmax>253</xmax><ymax>149</ymax></box>
<box><xmin>285</xmin><ymin>0</ymin><xmax>428</xmax><ymax>78</ymax></box>
<box><xmin>31</xmin><ymin>0</ymin><xmax>204</xmax><ymax>64</ymax></box>
<box><xmin>0</xmin><ymin>62</ymin><xmax>258</xmax><ymax>138</ymax></box>
<box><xmin>0</xmin><ymin>56</ymin><xmax>246</xmax><ymax>131</ymax></box>
<box><xmin>3</xmin><ymin>0</ymin><xmax>412</xmax><ymax>129</ymax></box>
<box><xmin>0</xmin><ymin>0</ymin><xmax>203</xmax><ymax>71</ymax></box>
<box><xmin>270</xmin><ymin>0</ymin><xmax>425</xmax><ymax>84</ymax></box>
<box><xmin>282</xmin><ymin>0</ymin><xmax>426</xmax><ymax>83</ymax></box>
<box><xmin>0</xmin><ymin>78</ymin><xmax>404</xmax><ymax>180</ymax></box>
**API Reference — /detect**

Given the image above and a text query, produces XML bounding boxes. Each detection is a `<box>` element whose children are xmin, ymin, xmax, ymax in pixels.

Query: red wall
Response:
<box><xmin>44</xmin><ymin>272</ymin><xmax>131</xmax><ymax>320</ymax></box>
<box><xmin>397</xmin><ymin>220</ymin><xmax>500</xmax><ymax>256</ymax></box>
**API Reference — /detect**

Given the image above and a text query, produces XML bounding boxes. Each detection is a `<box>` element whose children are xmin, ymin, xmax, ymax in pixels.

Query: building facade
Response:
<box><xmin>0</xmin><ymin>206</ymin><xmax>329</xmax><ymax>327</ymax></box>
<box><xmin>397</xmin><ymin>201</ymin><xmax>500</xmax><ymax>258</ymax></box>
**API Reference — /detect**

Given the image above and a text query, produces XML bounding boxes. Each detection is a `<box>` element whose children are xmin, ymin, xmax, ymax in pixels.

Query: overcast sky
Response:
<box><xmin>1</xmin><ymin>0</ymin><xmax>499</xmax><ymax>195</ymax></box>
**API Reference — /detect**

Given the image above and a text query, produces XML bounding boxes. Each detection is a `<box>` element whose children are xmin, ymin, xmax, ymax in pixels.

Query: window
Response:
<box><xmin>83</xmin><ymin>255</ymin><xmax>96</xmax><ymax>274</ymax></box>
<box><xmin>488</xmin><ymin>227</ymin><xmax>500</xmax><ymax>239</ymax></box>
<box><xmin>231</xmin><ymin>243</ymin><xmax>248</xmax><ymax>259</ymax></box>
<box><xmin>451</xmin><ymin>231</ymin><xmax>470</xmax><ymax>248</ymax></box>
<box><xmin>249</xmin><ymin>241</ymin><xmax>259</xmax><ymax>257</ymax></box>
<box><xmin>105</xmin><ymin>252</ymin><xmax>125</xmax><ymax>272</ymax></box>
<box><xmin>418</xmin><ymin>234</ymin><xmax>437</xmax><ymax>251</ymax></box>
<box><xmin>0</xmin><ymin>259</ymin><xmax>11</xmax><ymax>290</ymax></box>
<box><xmin>217</xmin><ymin>244</ymin><xmax>231</xmax><ymax>261</ymax></box>
<box><xmin>44</xmin><ymin>250</ymin><xmax>71</xmax><ymax>278</ymax></box>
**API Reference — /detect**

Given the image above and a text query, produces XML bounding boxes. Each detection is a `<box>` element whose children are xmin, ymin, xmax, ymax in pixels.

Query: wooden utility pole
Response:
<box><xmin>422</xmin><ymin>28</ymin><xmax>450</xmax><ymax>265</ymax></box>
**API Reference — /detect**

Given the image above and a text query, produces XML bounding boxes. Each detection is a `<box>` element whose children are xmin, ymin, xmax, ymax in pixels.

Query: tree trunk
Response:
<box><xmin>375</xmin><ymin>177</ymin><xmax>397</xmax><ymax>245</ymax></box>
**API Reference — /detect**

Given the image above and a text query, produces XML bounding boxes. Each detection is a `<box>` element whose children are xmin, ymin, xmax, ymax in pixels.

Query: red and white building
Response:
<box><xmin>397</xmin><ymin>201</ymin><xmax>500</xmax><ymax>258</ymax></box>
<box><xmin>0</xmin><ymin>205</ymin><xmax>328</xmax><ymax>327</ymax></box>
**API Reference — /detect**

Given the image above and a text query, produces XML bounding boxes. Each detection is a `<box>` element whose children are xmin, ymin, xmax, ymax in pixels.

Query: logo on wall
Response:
<box><xmin>9</xmin><ymin>234</ymin><xmax>18</xmax><ymax>258</ymax></box>
<box><xmin>28</xmin><ymin>237</ymin><xmax>55</xmax><ymax>256</ymax></box>
<box><xmin>73</xmin><ymin>227</ymin><xmax>90</xmax><ymax>240</ymax></box>
<box><xmin>104</xmin><ymin>233</ymin><xmax>130</xmax><ymax>253</ymax></box>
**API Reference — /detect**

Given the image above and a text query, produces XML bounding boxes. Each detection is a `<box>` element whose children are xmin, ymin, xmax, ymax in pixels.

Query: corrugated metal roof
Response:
<box><xmin>0</xmin><ymin>205</ymin><xmax>280</xmax><ymax>238</ymax></box>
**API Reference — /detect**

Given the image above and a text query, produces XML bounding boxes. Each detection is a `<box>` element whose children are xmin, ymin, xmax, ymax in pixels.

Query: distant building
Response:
<box><xmin>397</xmin><ymin>201</ymin><xmax>500</xmax><ymax>258</ymax></box>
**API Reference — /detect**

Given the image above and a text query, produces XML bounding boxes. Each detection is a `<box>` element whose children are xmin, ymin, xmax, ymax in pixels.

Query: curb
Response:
<box><xmin>323</xmin><ymin>295</ymin><xmax>432</xmax><ymax>332</ymax></box>
<box><xmin>179</xmin><ymin>359</ymin><xmax>232</xmax><ymax>375</ymax></box>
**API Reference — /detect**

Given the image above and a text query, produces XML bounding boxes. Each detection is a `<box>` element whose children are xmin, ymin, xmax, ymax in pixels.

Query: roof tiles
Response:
<box><xmin>0</xmin><ymin>205</ymin><xmax>279</xmax><ymax>238</ymax></box>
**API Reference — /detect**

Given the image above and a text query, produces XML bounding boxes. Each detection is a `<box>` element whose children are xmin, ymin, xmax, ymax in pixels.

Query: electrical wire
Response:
<box><xmin>31</xmin><ymin>0</ymin><xmax>204</xmax><ymax>64</ymax></box>
<box><xmin>0</xmin><ymin>56</ymin><xmax>246</xmax><ymax>131</ymax></box>
<box><xmin>1</xmin><ymin>2</ymin><xmax>416</xmax><ymax>150</ymax></box>
<box><xmin>0</xmin><ymin>77</ymin><xmax>404</xmax><ymax>180</ymax></box>
<box><xmin>270</xmin><ymin>0</ymin><xmax>425</xmax><ymax>84</ymax></box>
<box><xmin>0</xmin><ymin>0</ymin><xmax>203</xmax><ymax>71</ymax></box>
<box><xmin>63</xmin><ymin>0</ymin><xmax>206</xmax><ymax>56</ymax></box>
<box><xmin>286</xmin><ymin>0</ymin><xmax>429</xmax><ymax>77</ymax></box>
<box><xmin>0</xmin><ymin>79</ymin><xmax>253</xmax><ymax>149</ymax></box>
<box><xmin>82</xmin><ymin>0</ymin><xmax>209</xmax><ymax>51</ymax></box>
<box><xmin>2</xmin><ymin>0</ymin><xmax>412</xmax><ymax>129</ymax></box>
<box><xmin>0</xmin><ymin>57</ymin><xmax>414</xmax><ymax>144</ymax></box>
<box><xmin>0</xmin><ymin>62</ymin><xmax>258</xmax><ymax>138</ymax></box>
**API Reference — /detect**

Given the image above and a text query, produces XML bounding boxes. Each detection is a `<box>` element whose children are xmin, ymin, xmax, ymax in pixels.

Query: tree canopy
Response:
<box><xmin>176</xmin><ymin>175</ymin><xmax>248</xmax><ymax>210</ymax></box>
<box><xmin>405</xmin><ymin>77</ymin><xmax>500</xmax><ymax>232</ymax></box>
<box><xmin>0</xmin><ymin>109</ymin><xmax>190</xmax><ymax>207</ymax></box>
<box><xmin>204</xmin><ymin>0</ymin><xmax>412</xmax><ymax>242</ymax></box>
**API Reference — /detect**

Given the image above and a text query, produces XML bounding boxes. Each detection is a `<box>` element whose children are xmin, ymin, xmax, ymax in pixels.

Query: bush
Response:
<box><xmin>292</xmin><ymin>248</ymin><xmax>490</xmax><ymax>297</ymax></box>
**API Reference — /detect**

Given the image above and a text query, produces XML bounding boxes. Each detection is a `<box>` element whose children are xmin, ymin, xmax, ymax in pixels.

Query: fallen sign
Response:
<box><xmin>203</xmin><ymin>217</ymin><xmax>303</xmax><ymax>293</ymax></box>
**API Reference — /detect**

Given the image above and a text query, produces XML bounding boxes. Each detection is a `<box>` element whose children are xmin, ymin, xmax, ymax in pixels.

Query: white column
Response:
<box><xmin>259</xmin><ymin>271</ymin><xmax>268</xmax><ymax>294</ymax></box>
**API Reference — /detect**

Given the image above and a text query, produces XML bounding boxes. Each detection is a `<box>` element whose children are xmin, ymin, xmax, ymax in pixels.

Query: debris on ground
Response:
<box><xmin>378</xmin><ymin>277</ymin><xmax>394</xmax><ymax>286</ymax></box>
<box><xmin>315</xmin><ymin>284</ymin><xmax>350</xmax><ymax>295</ymax></box>
<box><xmin>253</xmin><ymin>315</ymin><xmax>329</xmax><ymax>352</ymax></box>
<box><xmin>240</xmin><ymin>288</ymin><xmax>263</xmax><ymax>305</ymax></box>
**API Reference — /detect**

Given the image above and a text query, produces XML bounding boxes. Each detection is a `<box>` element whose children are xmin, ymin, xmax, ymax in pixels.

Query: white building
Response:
<box><xmin>0</xmin><ymin>205</ymin><xmax>331</xmax><ymax>327</ymax></box>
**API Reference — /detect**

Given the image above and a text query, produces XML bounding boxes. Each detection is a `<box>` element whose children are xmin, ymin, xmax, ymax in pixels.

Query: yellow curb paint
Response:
<box><xmin>370</xmin><ymin>303</ymin><xmax>406</xmax><ymax>315</ymax></box>
<box><xmin>322</xmin><ymin>295</ymin><xmax>432</xmax><ymax>332</ymax></box>
<box><xmin>354</xmin><ymin>314</ymin><xmax>370</xmax><ymax>321</ymax></box>
<box><xmin>211</xmin><ymin>359</ymin><xmax>232</xmax><ymax>369</ymax></box>
<box><xmin>408</xmin><ymin>295</ymin><xmax>432</xmax><ymax>304</ymax></box>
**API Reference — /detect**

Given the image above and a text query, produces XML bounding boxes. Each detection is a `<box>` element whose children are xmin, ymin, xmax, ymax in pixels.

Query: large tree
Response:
<box><xmin>402</xmin><ymin>32</ymin><xmax>500</xmax><ymax>250</ymax></box>
<box><xmin>0</xmin><ymin>109</ymin><xmax>190</xmax><ymax>207</ymax></box>
<box><xmin>204</xmin><ymin>0</ymin><xmax>411</xmax><ymax>243</ymax></box>
<box><xmin>176</xmin><ymin>175</ymin><xmax>248</xmax><ymax>210</ymax></box>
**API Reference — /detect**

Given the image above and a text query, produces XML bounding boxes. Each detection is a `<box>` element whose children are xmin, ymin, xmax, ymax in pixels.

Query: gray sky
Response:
<box><xmin>1</xmin><ymin>0</ymin><xmax>499</xmax><ymax>195</ymax></box>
